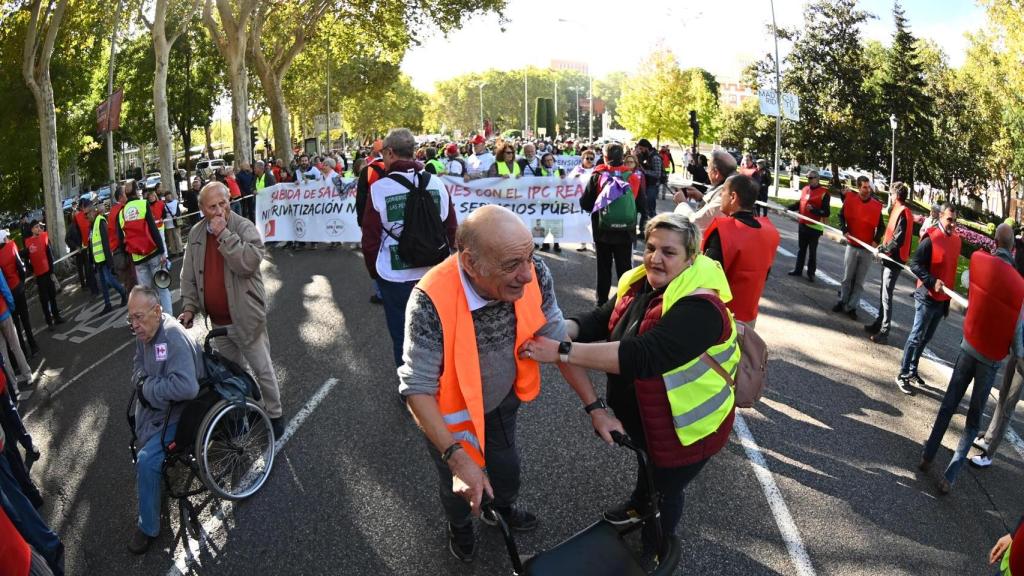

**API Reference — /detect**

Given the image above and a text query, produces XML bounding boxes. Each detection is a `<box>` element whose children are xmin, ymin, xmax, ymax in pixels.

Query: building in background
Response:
<box><xmin>719</xmin><ymin>77</ymin><xmax>756</xmax><ymax>109</ymax></box>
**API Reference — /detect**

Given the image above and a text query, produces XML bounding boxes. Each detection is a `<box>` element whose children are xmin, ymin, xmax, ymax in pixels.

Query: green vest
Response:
<box><xmin>426</xmin><ymin>158</ymin><xmax>445</xmax><ymax>175</ymax></box>
<box><xmin>1002</xmin><ymin>540</ymin><xmax>1013</xmax><ymax>575</ymax></box>
<box><xmin>542</xmin><ymin>166</ymin><xmax>560</xmax><ymax>177</ymax></box>
<box><xmin>256</xmin><ymin>173</ymin><xmax>267</xmax><ymax>190</ymax></box>
<box><xmin>91</xmin><ymin>215</ymin><xmax>107</xmax><ymax>264</ymax></box>
<box><xmin>615</xmin><ymin>255</ymin><xmax>739</xmax><ymax>446</ymax></box>
<box><xmin>496</xmin><ymin>161</ymin><xmax>521</xmax><ymax>177</ymax></box>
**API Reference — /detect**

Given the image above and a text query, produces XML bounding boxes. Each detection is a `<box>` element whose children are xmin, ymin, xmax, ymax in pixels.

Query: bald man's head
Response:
<box><xmin>457</xmin><ymin>206</ymin><xmax>535</xmax><ymax>302</ymax></box>
<box><xmin>199</xmin><ymin>181</ymin><xmax>231</xmax><ymax>221</ymax></box>
<box><xmin>996</xmin><ymin>223</ymin><xmax>1014</xmax><ymax>250</ymax></box>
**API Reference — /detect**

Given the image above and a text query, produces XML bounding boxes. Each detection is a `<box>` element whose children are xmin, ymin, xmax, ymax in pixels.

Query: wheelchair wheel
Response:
<box><xmin>195</xmin><ymin>398</ymin><xmax>275</xmax><ymax>501</ymax></box>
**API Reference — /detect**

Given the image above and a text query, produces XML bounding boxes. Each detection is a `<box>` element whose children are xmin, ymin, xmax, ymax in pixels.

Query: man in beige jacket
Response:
<box><xmin>177</xmin><ymin>181</ymin><xmax>284</xmax><ymax>437</ymax></box>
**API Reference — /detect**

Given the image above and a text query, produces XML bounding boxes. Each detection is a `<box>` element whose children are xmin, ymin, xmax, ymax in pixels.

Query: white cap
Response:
<box><xmin>0</xmin><ymin>230</ymin><xmax>8</xmax><ymax>243</ymax></box>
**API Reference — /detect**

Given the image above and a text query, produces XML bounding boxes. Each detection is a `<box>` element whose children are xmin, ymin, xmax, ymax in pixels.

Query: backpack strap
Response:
<box><xmin>686</xmin><ymin>289</ymin><xmax>736</xmax><ymax>387</ymax></box>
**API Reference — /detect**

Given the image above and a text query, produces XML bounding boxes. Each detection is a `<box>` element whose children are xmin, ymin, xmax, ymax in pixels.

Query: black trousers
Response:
<box><xmin>595</xmin><ymin>241</ymin><xmax>634</xmax><ymax>305</ymax></box>
<box><xmin>793</xmin><ymin>225</ymin><xmax>822</xmax><ymax>276</ymax></box>
<box><xmin>10</xmin><ymin>284</ymin><xmax>36</xmax><ymax>351</ymax></box>
<box><xmin>429</xmin><ymin>391</ymin><xmax>521</xmax><ymax>527</ymax></box>
<box><xmin>35</xmin><ymin>275</ymin><xmax>60</xmax><ymax>325</ymax></box>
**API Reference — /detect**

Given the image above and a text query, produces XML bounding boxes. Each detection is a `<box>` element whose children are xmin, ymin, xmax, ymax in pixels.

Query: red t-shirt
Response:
<box><xmin>0</xmin><ymin>242</ymin><xmax>21</xmax><ymax>289</ymax></box>
<box><xmin>25</xmin><ymin>233</ymin><xmax>50</xmax><ymax>277</ymax></box>
<box><xmin>204</xmin><ymin>234</ymin><xmax>232</xmax><ymax>326</ymax></box>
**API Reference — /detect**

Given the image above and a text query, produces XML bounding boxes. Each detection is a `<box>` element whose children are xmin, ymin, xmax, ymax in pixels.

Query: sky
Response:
<box><xmin>400</xmin><ymin>0</ymin><xmax>988</xmax><ymax>93</ymax></box>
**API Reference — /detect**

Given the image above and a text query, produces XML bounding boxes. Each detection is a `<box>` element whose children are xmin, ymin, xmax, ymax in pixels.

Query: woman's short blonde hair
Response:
<box><xmin>644</xmin><ymin>212</ymin><xmax>700</xmax><ymax>260</ymax></box>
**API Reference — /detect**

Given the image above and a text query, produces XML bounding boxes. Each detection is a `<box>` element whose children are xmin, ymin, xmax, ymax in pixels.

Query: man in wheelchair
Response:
<box><xmin>126</xmin><ymin>285</ymin><xmax>204</xmax><ymax>554</ymax></box>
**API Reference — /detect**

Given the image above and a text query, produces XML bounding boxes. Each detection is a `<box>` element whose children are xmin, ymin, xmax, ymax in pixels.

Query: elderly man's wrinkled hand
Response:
<box><xmin>517</xmin><ymin>336</ymin><xmax>559</xmax><ymax>363</ymax></box>
<box><xmin>449</xmin><ymin>451</ymin><xmax>493</xmax><ymax>516</ymax></box>
<box><xmin>209</xmin><ymin>215</ymin><xmax>227</xmax><ymax>236</ymax></box>
<box><xmin>591</xmin><ymin>410</ymin><xmax>625</xmax><ymax>445</ymax></box>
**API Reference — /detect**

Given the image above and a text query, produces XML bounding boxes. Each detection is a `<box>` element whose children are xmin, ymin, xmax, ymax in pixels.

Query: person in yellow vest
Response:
<box><xmin>254</xmin><ymin>160</ymin><xmax>276</xmax><ymax>192</ymax></box>
<box><xmin>400</xmin><ymin>205</ymin><xmax>623</xmax><ymax>563</ymax></box>
<box><xmin>487</xmin><ymin>143</ymin><xmax>521</xmax><ymax>178</ymax></box>
<box><xmin>118</xmin><ymin>188</ymin><xmax>172</xmax><ymax>315</ymax></box>
<box><xmin>88</xmin><ymin>203</ymin><xmax>127</xmax><ymax>313</ymax></box>
<box><xmin>423</xmin><ymin>147</ymin><xmax>445</xmax><ymax>176</ymax></box>
<box><xmin>521</xmin><ymin>212</ymin><xmax>739</xmax><ymax>562</ymax></box>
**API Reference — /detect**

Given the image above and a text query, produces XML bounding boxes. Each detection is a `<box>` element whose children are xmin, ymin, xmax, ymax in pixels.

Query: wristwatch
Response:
<box><xmin>441</xmin><ymin>442</ymin><xmax>463</xmax><ymax>464</ymax></box>
<box><xmin>584</xmin><ymin>398</ymin><xmax>608</xmax><ymax>414</ymax></box>
<box><xmin>558</xmin><ymin>340</ymin><xmax>572</xmax><ymax>363</ymax></box>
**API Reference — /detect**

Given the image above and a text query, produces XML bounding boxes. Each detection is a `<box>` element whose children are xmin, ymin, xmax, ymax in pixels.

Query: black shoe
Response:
<box><xmin>127</xmin><ymin>529</ymin><xmax>154</xmax><ymax>555</ymax></box>
<box><xmin>271</xmin><ymin>417</ymin><xmax>285</xmax><ymax>439</ymax></box>
<box><xmin>369</xmin><ymin>294</ymin><xmax>383</xmax><ymax>305</ymax></box>
<box><xmin>602</xmin><ymin>501</ymin><xmax>646</xmax><ymax>526</ymax></box>
<box><xmin>120</xmin><ymin>297</ymin><xmax>128</xmax><ymax>308</ymax></box>
<box><xmin>937</xmin><ymin>479</ymin><xmax>951</xmax><ymax>495</ymax></box>
<box><xmin>864</xmin><ymin>321</ymin><xmax>881</xmax><ymax>334</ymax></box>
<box><xmin>831</xmin><ymin>302</ymin><xmax>844</xmax><ymax>313</ymax></box>
<box><xmin>540</xmin><ymin>243</ymin><xmax>550</xmax><ymax>252</ymax></box>
<box><xmin>553</xmin><ymin>243</ymin><xmax>562</xmax><ymax>253</ymax></box>
<box><xmin>787</xmin><ymin>270</ymin><xmax>802</xmax><ymax>277</ymax></box>
<box><xmin>847</xmin><ymin>309</ymin><xmax>858</xmax><ymax>320</ymax></box>
<box><xmin>28</xmin><ymin>345</ymin><xmax>39</xmax><ymax>358</ymax></box>
<box><xmin>911</xmin><ymin>374</ymin><xmax>926</xmax><ymax>387</ymax></box>
<box><xmin>24</xmin><ymin>447</ymin><xmax>40</xmax><ymax>471</ymax></box>
<box><xmin>895</xmin><ymin>374</ymin><xmax>914</xmax><ymax>395</ymax></box>
<box><xmin>447</xmin><ymin>522</ymin><xmax>475</xmax><ymax>563</ymax></box>
<box><xmin>917</xmin><ymin>458</ymin><xmax>931</xmax><ymax>472</ymax></box>
<box><xmin>54</xmin><ymin>317</ymin><xmax>66</xmax><ymax>325</ymax></box>
<box><xmin>46</xmin><ymin>322</ymin><xmax>55</xmax><ymax>332</ymax></box>
<box><xmin>481</xmin><ymin>505</ymin><xmax>538</xmax><ymax>532</ymax></box>
<box><xmin>806</xmin><ymin>273</ymin><xmax>815</xmax><ymax>283</ymax></box>
<box><xmin>870</xmin><ymin>331</ymin><xmax>889</xmax><ymax>344</ymax></box>
<box><xmin>101</xmin><ymin>305</ymin><xmax>113</xmax><ymax>315</ymax></box>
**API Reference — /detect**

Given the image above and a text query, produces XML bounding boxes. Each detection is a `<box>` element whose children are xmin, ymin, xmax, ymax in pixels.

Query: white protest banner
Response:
<box><xmin>256</xmin><ymin>177</ymin><xmax>360</xmax><ymax>242</ymax></box>
<box><xmin>443</xmin><ymin>175</ymin><xmax>591</xmax><ymax>242</ymax></box>
<box><xmin>256</xmin><ymin>174</ymin><xmax>595</xmax><ymax>244</ymax></box>
<box><xmin>555</xmin><ymin>155</ymin><xmax>582</xmax><ymax>173</ymax></box>
<box><xmin>757</xmin><ymin>88</ymin><xmax>800</xmax><ymax>121</ymax></box>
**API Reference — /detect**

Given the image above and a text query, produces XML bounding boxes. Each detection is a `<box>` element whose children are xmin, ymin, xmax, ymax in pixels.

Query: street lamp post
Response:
<box><xmin>478</xmin><ymin>82</ymin><xmax>486</xmax><ymax>135</ymax></box>
<box><xmin>524</xmin><ymin>69</ymin><xmax>529</xmax><ymax>137</ymax></box>
<box><xmin>770</xmin><ymin>0</ymin><xmax>782</xmax><ymax>199</ymax></box>
<box><xmin>889</xmin><ymin>114</ymin><xmax>898</xmax><ymax>200</ymax></box>
<box><xmin>572</xmin><ymin>86</ymin><xmax>582</xmax><ymax>137</ymax></box>
<box><xmin>588</xmin><ymin>73</ymin><xmax>593</xmax><ymax>142</ymax></box>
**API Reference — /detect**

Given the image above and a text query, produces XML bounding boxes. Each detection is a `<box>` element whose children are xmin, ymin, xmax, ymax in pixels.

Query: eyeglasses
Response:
<box><xmin>126</xmin><ymin>304</ymin><xmax>158</xmax><ymax>326</ymax></box>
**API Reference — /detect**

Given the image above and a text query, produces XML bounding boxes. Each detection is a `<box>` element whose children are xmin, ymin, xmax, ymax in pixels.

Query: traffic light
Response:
<box><xmin>250</xmin><ymin>127</ymin><xmax>258</xmax><ymax>154</ymax></box>
<box><xmin>688</xmin><ymin>110</ymin><xmax>699</xmax><ymax>136</ymax></box>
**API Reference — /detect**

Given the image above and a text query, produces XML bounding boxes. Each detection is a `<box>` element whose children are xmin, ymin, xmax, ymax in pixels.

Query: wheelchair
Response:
<box><xmin>490</xmin><ymin>431</ymin><xmax>679</xmax><ymax>575</ymax></box>
<box><xmin>127</xmin><ymin>327</ymin><xmax>276</xmax><ymax>543</ymax></box>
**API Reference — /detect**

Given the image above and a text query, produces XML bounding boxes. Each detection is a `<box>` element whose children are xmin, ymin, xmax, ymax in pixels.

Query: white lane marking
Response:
<box><xmin>22</xmin><ymin>338</ymin><xmax>133</xmax><ymax>421</ymax></box>
<box><xmin>166</xmin><ymin>376</ymin><xmax>340</xmax><ymax>575</ymax></box>
<box><xmin>777</xmin><ymin>243</ymin><xmax>1024</xmax><ymax>462</ymax></box>
<box><xmin>734</xmin><ymin>414</ymin><xmax>817</xmax><ymax>576</ymax></box>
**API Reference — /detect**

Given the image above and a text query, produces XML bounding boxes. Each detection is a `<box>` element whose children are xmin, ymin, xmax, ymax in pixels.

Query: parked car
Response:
<box><xmin>143</xmin><ymin>172</ymin><xmax>162</xmax><ymax>191</ymax></box>
<box><xmin>195</xmin><ymin>158</ymin><xmax>226</xmax><ymax>180</ymax></box>
<box><xmin>95</xmin><ymin>185</ymin><xmax>112</xmax><ymax>202</ymax></box>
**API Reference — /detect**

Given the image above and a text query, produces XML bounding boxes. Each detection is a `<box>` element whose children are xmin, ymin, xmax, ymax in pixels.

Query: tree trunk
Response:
<box><xmin>32</xmin><ymin>78</ymin><xmax>66</xmax><ymax>256</ymax></box>
<box><xmin>253</xmin><ymin>64</ymin><xmax>292</xmax><ymax>166</ymax></box>
<box><xmin>153</xmin><ymin>36</ymin><xmax>176</xmax><ymax>195</ymax></box>
<box><xmin>204</xmin><ymin>121</ymin><xmax>213</xmax><ymax>159</ymax></box>
<box><xmin>227</xmin><ymin>54</ymin><xmax>251</xmax><ymax>166</ymax></box>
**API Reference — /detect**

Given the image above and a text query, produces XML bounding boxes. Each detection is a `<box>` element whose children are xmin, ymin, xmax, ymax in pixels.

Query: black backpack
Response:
<box><xmin>384</xmin><ymin>172</ymin><xmax>450</xmax><ymax>268</ymax></box>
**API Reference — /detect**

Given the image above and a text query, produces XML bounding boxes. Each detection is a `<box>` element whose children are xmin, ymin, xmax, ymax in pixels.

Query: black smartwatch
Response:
<box><xmin>558</xmin><ymin>341</ymin><xmax>572</xmax><ymax>363</ymax></box>
<box><xmin>584</xmin><ymin>398</ymin><xmax>608</xmax><ymax>414</ymax></box>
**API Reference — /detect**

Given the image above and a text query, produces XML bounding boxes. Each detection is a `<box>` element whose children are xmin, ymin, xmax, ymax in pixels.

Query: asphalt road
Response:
<box><xmin>13</xmin><ymin>198</ymin><xmax>1023</xmax><ymax>575</ymax></box>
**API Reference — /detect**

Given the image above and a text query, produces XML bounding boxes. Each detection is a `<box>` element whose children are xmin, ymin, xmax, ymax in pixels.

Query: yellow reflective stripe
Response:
<box><xmin>442</xmin><ymin>409</ymin><xmax>471</xmax><ymax>426</ymax></box>
<box><xmin>452</xmin><ymin>430</ymin><xmax>481</xmax><ymax>452</ymax></box>
<box><xmin>664</xmin><ymin>342</ymin><xmax>738</xmax><ymax>391</ymax></box>
<box><xmin>672</xmin><ymin>381</ymin><xmax>733</xmax><ymax>430</ymax></box>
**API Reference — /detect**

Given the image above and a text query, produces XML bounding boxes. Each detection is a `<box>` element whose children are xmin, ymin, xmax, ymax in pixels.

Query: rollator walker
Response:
<box><xmin>489</xmin><ymin>431</ymin><xmax>679</xmax><ymax>575</ymax></box>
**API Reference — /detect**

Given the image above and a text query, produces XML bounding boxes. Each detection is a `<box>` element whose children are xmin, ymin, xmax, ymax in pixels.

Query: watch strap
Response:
<box><xmin>441</xmin><ymin>442</ymin><xmax>463</xmax><ymax>464</ymax></box>
<box><xmin>584</xmin><ymin>398</ymin><xmax>607</xmax><ymax>414</ymax></box>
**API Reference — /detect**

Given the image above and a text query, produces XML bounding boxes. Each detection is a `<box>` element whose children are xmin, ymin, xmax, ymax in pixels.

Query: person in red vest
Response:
<box><xmin>787</xmin><ymin>170</ymin><xmax>831</xmax><ymax>282</ymax></box>
<box><xmin>865</xmin><ymin>182</ymin><xmax>913</xmax><ymax>343</ymax></box>
<box><xmin>0</xmin><ymin>232</ymin><xmax>38</xmax><ymax>357</ymax></box>
<box><xmin>73</xmin><ymin>199</ymin><xmax>98</xmax><ymax>295</ymax></box>
<box><xmin>832</xmin><ymin>176</ymin><xmax>884</xmax><ymax>320</ymax></box>
<box><xmin>896</xmin><ymin>204</ymin><xmax>960</xmax><ymax>394</ymax></box>
<box><xmin>22</xmin><ymin>222</ymin><xmax>64</xmax><ymax>329</ymax></box>
<box><xmin>990</xmin><ymin>513</ymin><xmax>1024</xmax><ymax>575</ymax></box>
<box><xmin>919</xmin><ymin>224</ymin><xmax>1024</xmax><ymax>494</ymax></box>
<box><xmin>702</xmin><ymin>174</ymin><xmax>780</xmax><ymax>325</ymax></box>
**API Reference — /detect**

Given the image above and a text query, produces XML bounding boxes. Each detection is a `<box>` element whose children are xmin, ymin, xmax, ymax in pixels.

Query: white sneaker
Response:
<box><xmin>970</xmin><ymin>454</ymin><xmax>993</xmax><ymax>468</ymax></box>
<box><xmin>972</xmin><ymin>437</ymin><xmax>990</xmax><ymax>452</ymax></box>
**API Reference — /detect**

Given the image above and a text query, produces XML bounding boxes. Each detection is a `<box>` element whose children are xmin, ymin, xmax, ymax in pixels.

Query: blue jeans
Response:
<box><xmin>134</xmin><ymin>257</ymin><xmax>173</xmax><ymax>314</ymax></box>
<box><xmin>96</xmin><ymin>262</ymin><xmax>126</xmax><ymax>308</ymax></box>
<box><xmin>377</xmin><ymin>278</ymin><xmax>417</xmax><ymax>367</ymax></box>
<box><xmin>0</xmin><ymin>446</ymin><xmax>63</xmax><ymax>575</ymax></box>
<box><xmin>137</xmin><ymin>422</ymin><xmax>176</xmax><ymax>537</ymax></box>
<box><xmin>921</xmin><ymin>349</ymin><xmax>998</xmax><ymax>485</ymax></box>
<box><xmin>899</xmin><ymin>294</ymin><xmax>945</xmax><ymax>377</ymax></box>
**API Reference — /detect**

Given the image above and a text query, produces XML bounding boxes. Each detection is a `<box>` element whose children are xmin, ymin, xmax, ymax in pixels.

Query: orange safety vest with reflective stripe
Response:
<box><xmin>417</xmin><ymin>255</ymin><xmax>547</xmax><ymax>467</ymax></box>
